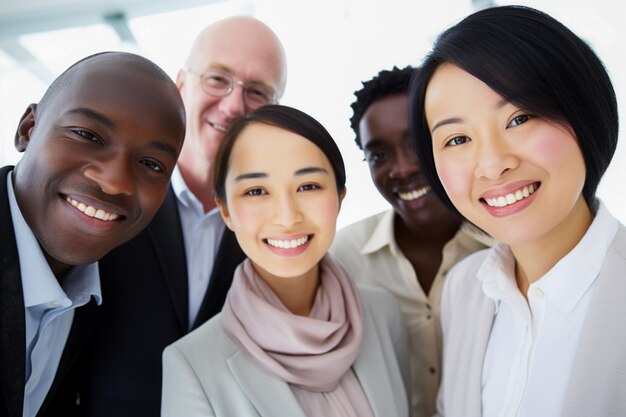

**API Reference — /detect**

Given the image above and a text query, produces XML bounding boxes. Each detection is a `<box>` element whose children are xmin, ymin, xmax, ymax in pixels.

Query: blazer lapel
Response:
<box><xmin>37</xmin><ymin>300</ymin><xmax>98</xmax><ymax>416</ymax></box>
<box><xmin>0</xmin><ymin>165</ymin><xmax>26</xmax><ymax>417</ymax></box>
<box><xmin>227</xmin><ymin>350</ymin><xmax>307</xmax><ymax>417</ymax></box>
<box><xmin>192</xmin><ymin>229</ymin><xmax>245</xmax><ymax>329</ymax></box>
<box><xmin>353</xmin><ymin>307</ymin><xmax>405</xmax><ymax>417</ymax></box>
<box><xmin>148</xmin><ymin>187</ymin><xmax>189</xmax><ymax>330</ymax></box>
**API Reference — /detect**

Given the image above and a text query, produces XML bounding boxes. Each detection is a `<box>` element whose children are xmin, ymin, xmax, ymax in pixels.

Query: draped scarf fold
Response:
<box><xmin>222</xmin><ymin>255</ymin><xmax>374</xmax><ymax>417</ymax></box>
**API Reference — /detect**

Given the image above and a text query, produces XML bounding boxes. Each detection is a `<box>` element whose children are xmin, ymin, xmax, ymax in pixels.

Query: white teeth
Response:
<box><xmin>267</xmin><ymin>236</ymin><xmax>309</xmax><ymax>249</ymax></box>
<box><xmin>66</xmin><ymin>197</ymin><xmax>119</xmax><ymax>221</ymax></box>
<box><xmin>399</xmin><ymin>186</ymin><xmax>431</xmax><ymax>201</ymax></box>
<box><xmin>212</xmin><ymin>123</ymin><xmax>227</xmax><ymax>132</ymax></box>
<box><xmin>485</xmin><ymin>184</ymin><xmax>536</xmax><ymax>208</ymax></box>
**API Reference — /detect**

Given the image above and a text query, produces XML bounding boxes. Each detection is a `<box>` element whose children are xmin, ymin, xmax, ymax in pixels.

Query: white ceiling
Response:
<box><xmin>0</xmin><ymin>0</ymin><xmax>229</xmax><ymax>83</ymax></box>
<box><xmin>1</xmin><ymin>0</ymin><xmax>625</xmax><ymax>226</ymax></box>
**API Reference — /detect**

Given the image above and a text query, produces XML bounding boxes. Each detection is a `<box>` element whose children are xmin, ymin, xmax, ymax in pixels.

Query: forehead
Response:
<box><xmin>194</xmin><ymin>27</ymin><xmax>283</xmax><ymax>87</ymax></box>
<box><xmin>426</xmin><ymin>64</ymin><xmax>500</xmax><ymax>111</ymax></box>
<box><xmin>228</xmin><ymin>123</ymin><xmax>332</xmax><ymax>174</ymax></box>
<box><xmin>43</xmin><ymin>58</ymin><xmax>184</xmax><ymax>143</ymax></box>
<box><xmin>361</xmin><ymin>94</ymin><xmax>408</xmax><ymax>143</ymax></box>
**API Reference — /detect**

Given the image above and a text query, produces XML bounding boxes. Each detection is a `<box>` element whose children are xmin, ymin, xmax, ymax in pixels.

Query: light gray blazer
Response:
<box><xmin>162</xmin><ymin>286</ymin><xmax>410</xmax><ymax>417</ymax></box>
<box><xmin>436</xmin><ymin>224</ymin><xmax>626</xmax><ymax>417</ymax></box>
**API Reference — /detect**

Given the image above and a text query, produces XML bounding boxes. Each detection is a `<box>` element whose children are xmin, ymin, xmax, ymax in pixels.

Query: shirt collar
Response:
<box><xmin>477</xmin><ymin>243</ymin><xmax>517</xmax><ymax>315</ymax></box>
<box><xmin>477</xmin><ymin>200</ymin><xmax>618</xmax><ymax>315</ymax></box>
<box><xmin>360</xmin><ymin>209</ymin><xmax>398</xmax><ymax>256</ymax></box>
<box><xmin>171</xmin><ymin>165</ymin><xmax>221</xmax><ymax>219</ymax></box>
<box><xmin>536</xmin><ymin>200</ymin><xmax>617</xmax><ymax>313</ymax></box>
<box><xmin>7</xmin><ymin>170</ymin><xmax>102</xmax><ymax>308</ymax></box>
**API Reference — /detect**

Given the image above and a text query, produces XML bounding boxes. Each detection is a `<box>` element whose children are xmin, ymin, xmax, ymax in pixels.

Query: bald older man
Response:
<box><xmin>81</xmin><ymin>16</ymin><xmax>288</xmax><ymax>417</ymax></box>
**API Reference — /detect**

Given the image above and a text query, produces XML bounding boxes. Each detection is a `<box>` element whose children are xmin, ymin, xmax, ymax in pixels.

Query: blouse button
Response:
<box><xmin>529</xmin><ymin>287</ymin><xmax>545</xmax><ymax>300</ymax></box>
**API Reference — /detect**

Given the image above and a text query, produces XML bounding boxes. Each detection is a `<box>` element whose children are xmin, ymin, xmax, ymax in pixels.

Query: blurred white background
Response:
<box><xmin>1</xmin><ymin>0</ymin><xmax>625</xmax><ymax>228</ymax></box>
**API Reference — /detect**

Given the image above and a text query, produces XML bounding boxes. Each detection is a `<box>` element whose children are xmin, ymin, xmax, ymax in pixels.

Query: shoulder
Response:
<box><xmin>165</xmin><ymin>314</ymin><xmax>236</xmax><ymax>366</ymax></box>
<box><xmin>332</xmin><ymin>211</ymin><xmax>388</xmax><ymax>251</ymax></box>
<box><xmin>444</xmin><ymin>248</ymin><xmax>491</xmax><ymax>299</ymax></box>
<box><xmin>609</xmin><ymin>222</ymin><xmax>626</xmax><ymax>259</ymax></box>
<box><xmin>358</xmin><ymin>286</ymin><xmax>403</xmax><ymax>329</ymax></box>
<box><xmin>358</xmin><ymin>285</ymin><xmax>397</xmax><ymax>309</ymax></box>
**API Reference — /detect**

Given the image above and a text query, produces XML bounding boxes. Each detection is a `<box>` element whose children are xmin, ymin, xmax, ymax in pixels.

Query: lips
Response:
<box><xmin>65</xmin><ymin>196</ymin><xmax>120</xmax><ymax>221</ymax></box>
<box><xmin>482</xmin><ymin>182</ymin><xmax>539</xmax><ymax>208</ymax></box>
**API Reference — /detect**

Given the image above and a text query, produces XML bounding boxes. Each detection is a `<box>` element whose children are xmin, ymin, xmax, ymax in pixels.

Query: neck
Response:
<box><xmin>396</xmin><ymin>210</ymin><xmax>461</xmax><ymax>247</ymax></box>
<box><xmin>255</xmin><ymin>263</ymin><xmax>320</xmax><ymax>316</ymax></box>
<box><xmin>511</xmin><ymin>196</ymin><xmax>593</xmax><ymax>297</ymax></box>
<box><xmin>45</xmin><ymin>253</ymin><xmax>70</xmax><ymax>283</ymax></box>
<box><xmin>178</xmin><ymin>162</ymin><xmax>216</xmax><ymax>213</ymax></box>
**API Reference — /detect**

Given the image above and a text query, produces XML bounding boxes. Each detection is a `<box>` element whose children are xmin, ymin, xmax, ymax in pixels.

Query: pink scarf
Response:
<box><xmin>222</xmin><ymin>255</ymin><xmax>375</xmax><ymax>417</ymax></box>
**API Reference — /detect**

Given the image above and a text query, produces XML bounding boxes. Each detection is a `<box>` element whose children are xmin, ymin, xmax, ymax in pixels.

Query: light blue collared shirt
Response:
<box><xmin>7</xmin><ymin>171</ymin><xmax>102</xmax><ymax>417</ymax></box>
<box><xmin>171</xmin><ymin>166</ymin><xmax>225</xmax><ymax>327</ymax></box>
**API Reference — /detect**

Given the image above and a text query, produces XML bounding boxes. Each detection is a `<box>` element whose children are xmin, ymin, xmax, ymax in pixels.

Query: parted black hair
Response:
<box><xmin>213</xmin><ymin>104</ymin><xmax>346</xmax><ymax>202</ymax></box>
<box><xmin>350</xmin><ymin>65</ymin><xmax>415</xmax><ymax>149</ymax></box>
<box><xmin>409</xmin><ymin>5</ymin><xmax>618</xmax><ymax>215</ymax></box>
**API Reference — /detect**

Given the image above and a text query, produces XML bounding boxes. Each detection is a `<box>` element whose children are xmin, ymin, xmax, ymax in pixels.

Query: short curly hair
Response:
<box><xmin>350</xmin><ymin>65</ymin><xmax>415</xmax><ymax>150</ymax></box>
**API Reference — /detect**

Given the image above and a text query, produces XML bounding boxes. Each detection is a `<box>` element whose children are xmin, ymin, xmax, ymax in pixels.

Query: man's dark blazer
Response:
<box><xmin>0</xmin><ymin>165</ymin><xmax>97</xmax><ymax>417</ymax></box>
<box><xmin>82</xmin><ymin>186</ymin><xmax>246</xmax><ymax>417</ymax></box>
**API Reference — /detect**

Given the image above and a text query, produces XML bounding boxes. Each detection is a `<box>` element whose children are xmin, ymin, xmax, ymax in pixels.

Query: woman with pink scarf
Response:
<box><xmin>161</xmin><ymin>105</ymin><xmax>410</xmax><ymax>417</ymax></box>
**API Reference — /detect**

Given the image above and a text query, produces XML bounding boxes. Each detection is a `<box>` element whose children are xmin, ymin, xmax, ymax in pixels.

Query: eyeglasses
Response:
<box><xmin>185</xmin><ymin>68</ymin><xmax>277</xmax><ymax>110</ymax></box>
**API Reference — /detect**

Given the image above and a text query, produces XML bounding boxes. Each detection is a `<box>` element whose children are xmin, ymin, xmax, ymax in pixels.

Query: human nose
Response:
<box><xmin>389</xmin><ymin>145</ymin><xmax>419</xmax><ymax>180</ymax></box>
<box><xmin>272</xmin><ymin>193</ymin><xmax>303</xmax><ymax>227</ymax></box>
<box><xmin>218</xmin><ymin>83</ymin><xmax>246</xmax><ymax>118</ymax></box>
<box><xmin>83</xmin><ymin>155</ymin><xmax>135</xmax><ymax>196</ymax></box>
<box><xmin>473</xmin><ymin>135</ymin><xmax>519</xmax><ymax>180</ymax></box>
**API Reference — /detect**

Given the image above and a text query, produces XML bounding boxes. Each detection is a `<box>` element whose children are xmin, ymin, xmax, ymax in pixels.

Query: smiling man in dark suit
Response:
<box><xmin>0</xmin><ymin>51</ymin><xmax>185</xmax><ymax>417</ymax></box>
<box><xmin>81</xmin><ymin>16</ymin><xmax>288</xmax><ymax>417</ymax></box>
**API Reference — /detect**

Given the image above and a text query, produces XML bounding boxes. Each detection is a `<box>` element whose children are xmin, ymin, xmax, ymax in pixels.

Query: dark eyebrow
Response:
<box><xmin>234</xmin><ymin>167</ymin><xmax>328</xmax><ymax>181</ymax></box>
<box><xmin>67</xmin><ymin>108</ymin><xmax>115</xmax><ymax>129</ymax></box>
<box><xmin>147</xmin><ymin>140</ymin><xmax>178</xmax><ymax>158</ymax></box>
<box><xmin>495</xmin><ymin>98</ymin><xmax>509</xmax><ymax>109</ymax></box>
<box><xmin>431</xmin><ymin>117</ymin><xmax>463</xmax><ymax>133</ymax></box>
<box><xmin>68</xmin><ymin>108</ymin><xmax>177</xmax><ymax>157</ymax></box>
<box><xmin>235</xmin><ymin>172</ymin><xmax>268</xmax><ymax>181</ymax></box>
<box><xmin>295</xmin><ymin>167</ymin><xmax>328</xmax><ymax>176</ymax></box>
<box><xmin>363</xmin><ymin>139</ymin><xmax>385</xmax><ymax>151</ymax></box>
<box><xmin>209</xmin><ymin>62</ymin><xmax>273</xmax><ymax>89</ymax></box>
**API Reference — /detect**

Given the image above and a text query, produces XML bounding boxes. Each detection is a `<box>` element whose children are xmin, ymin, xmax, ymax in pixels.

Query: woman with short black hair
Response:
<box><xmin>409</xmin><ymin>6</ymin><xmax>624</xmax><ymax>417</ymax></box>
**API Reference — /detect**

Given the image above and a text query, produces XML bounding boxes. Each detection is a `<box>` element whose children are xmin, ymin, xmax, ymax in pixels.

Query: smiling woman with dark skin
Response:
<box><xmin>1</xmin><ymin>51</ymin><xmax>185</xmax><ymax>417</ymax></box>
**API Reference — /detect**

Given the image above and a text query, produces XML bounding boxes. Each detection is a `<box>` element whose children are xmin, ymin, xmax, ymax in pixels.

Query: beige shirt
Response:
<box><xmin>330</xmin><ymin>209</ymin><xmax>490</xmax><ymax>417</ymax></box>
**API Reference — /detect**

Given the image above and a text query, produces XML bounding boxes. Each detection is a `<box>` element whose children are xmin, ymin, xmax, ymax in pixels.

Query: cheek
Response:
<box><xmin>305</xmin><ymin>194</ymin><xmax>340</xmax><ymax>233</ymax></box>
<box><xmin>368</xmin><ymin>164</ymin><xmax>384</xmax><ymax>184</ymax></box>
<box><xmin>230</xmin><ymin>202</ymin><xmax>262</xmax><ymax>233</ymax></box>
<box><xmin>530</xmin><ymin>127</ymin><xmax>586</xmax><ymax>186</ymax></box>
<box><xmin>138</xmin><ymin>185</ymin><xmax>168</xmax><ymax>218</ymax></box>
<box><xmin>533</xmin><ymin>128</ymin><xmax>577</xmax><ymax>165</ymax></box>
<box><xmin>434</xmin><ymin>156</ymin><xmax>470</xmax><ymax>205</ymax></box>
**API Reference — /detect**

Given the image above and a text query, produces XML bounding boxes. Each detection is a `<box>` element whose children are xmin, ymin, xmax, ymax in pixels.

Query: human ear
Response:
<box><xmin>216</xmin><ymin>198</ymin><xmax>234</xmax><ymax>231</ymax></box>
<box><xmin>15</xmin><ymin>104</ymin><xmax>37</xmax><ymax>153</ymax></box>
<box><xmin>175</xmin><ymin>69</ymin><xmax>186</xmax><ymax>92</ymax></box>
